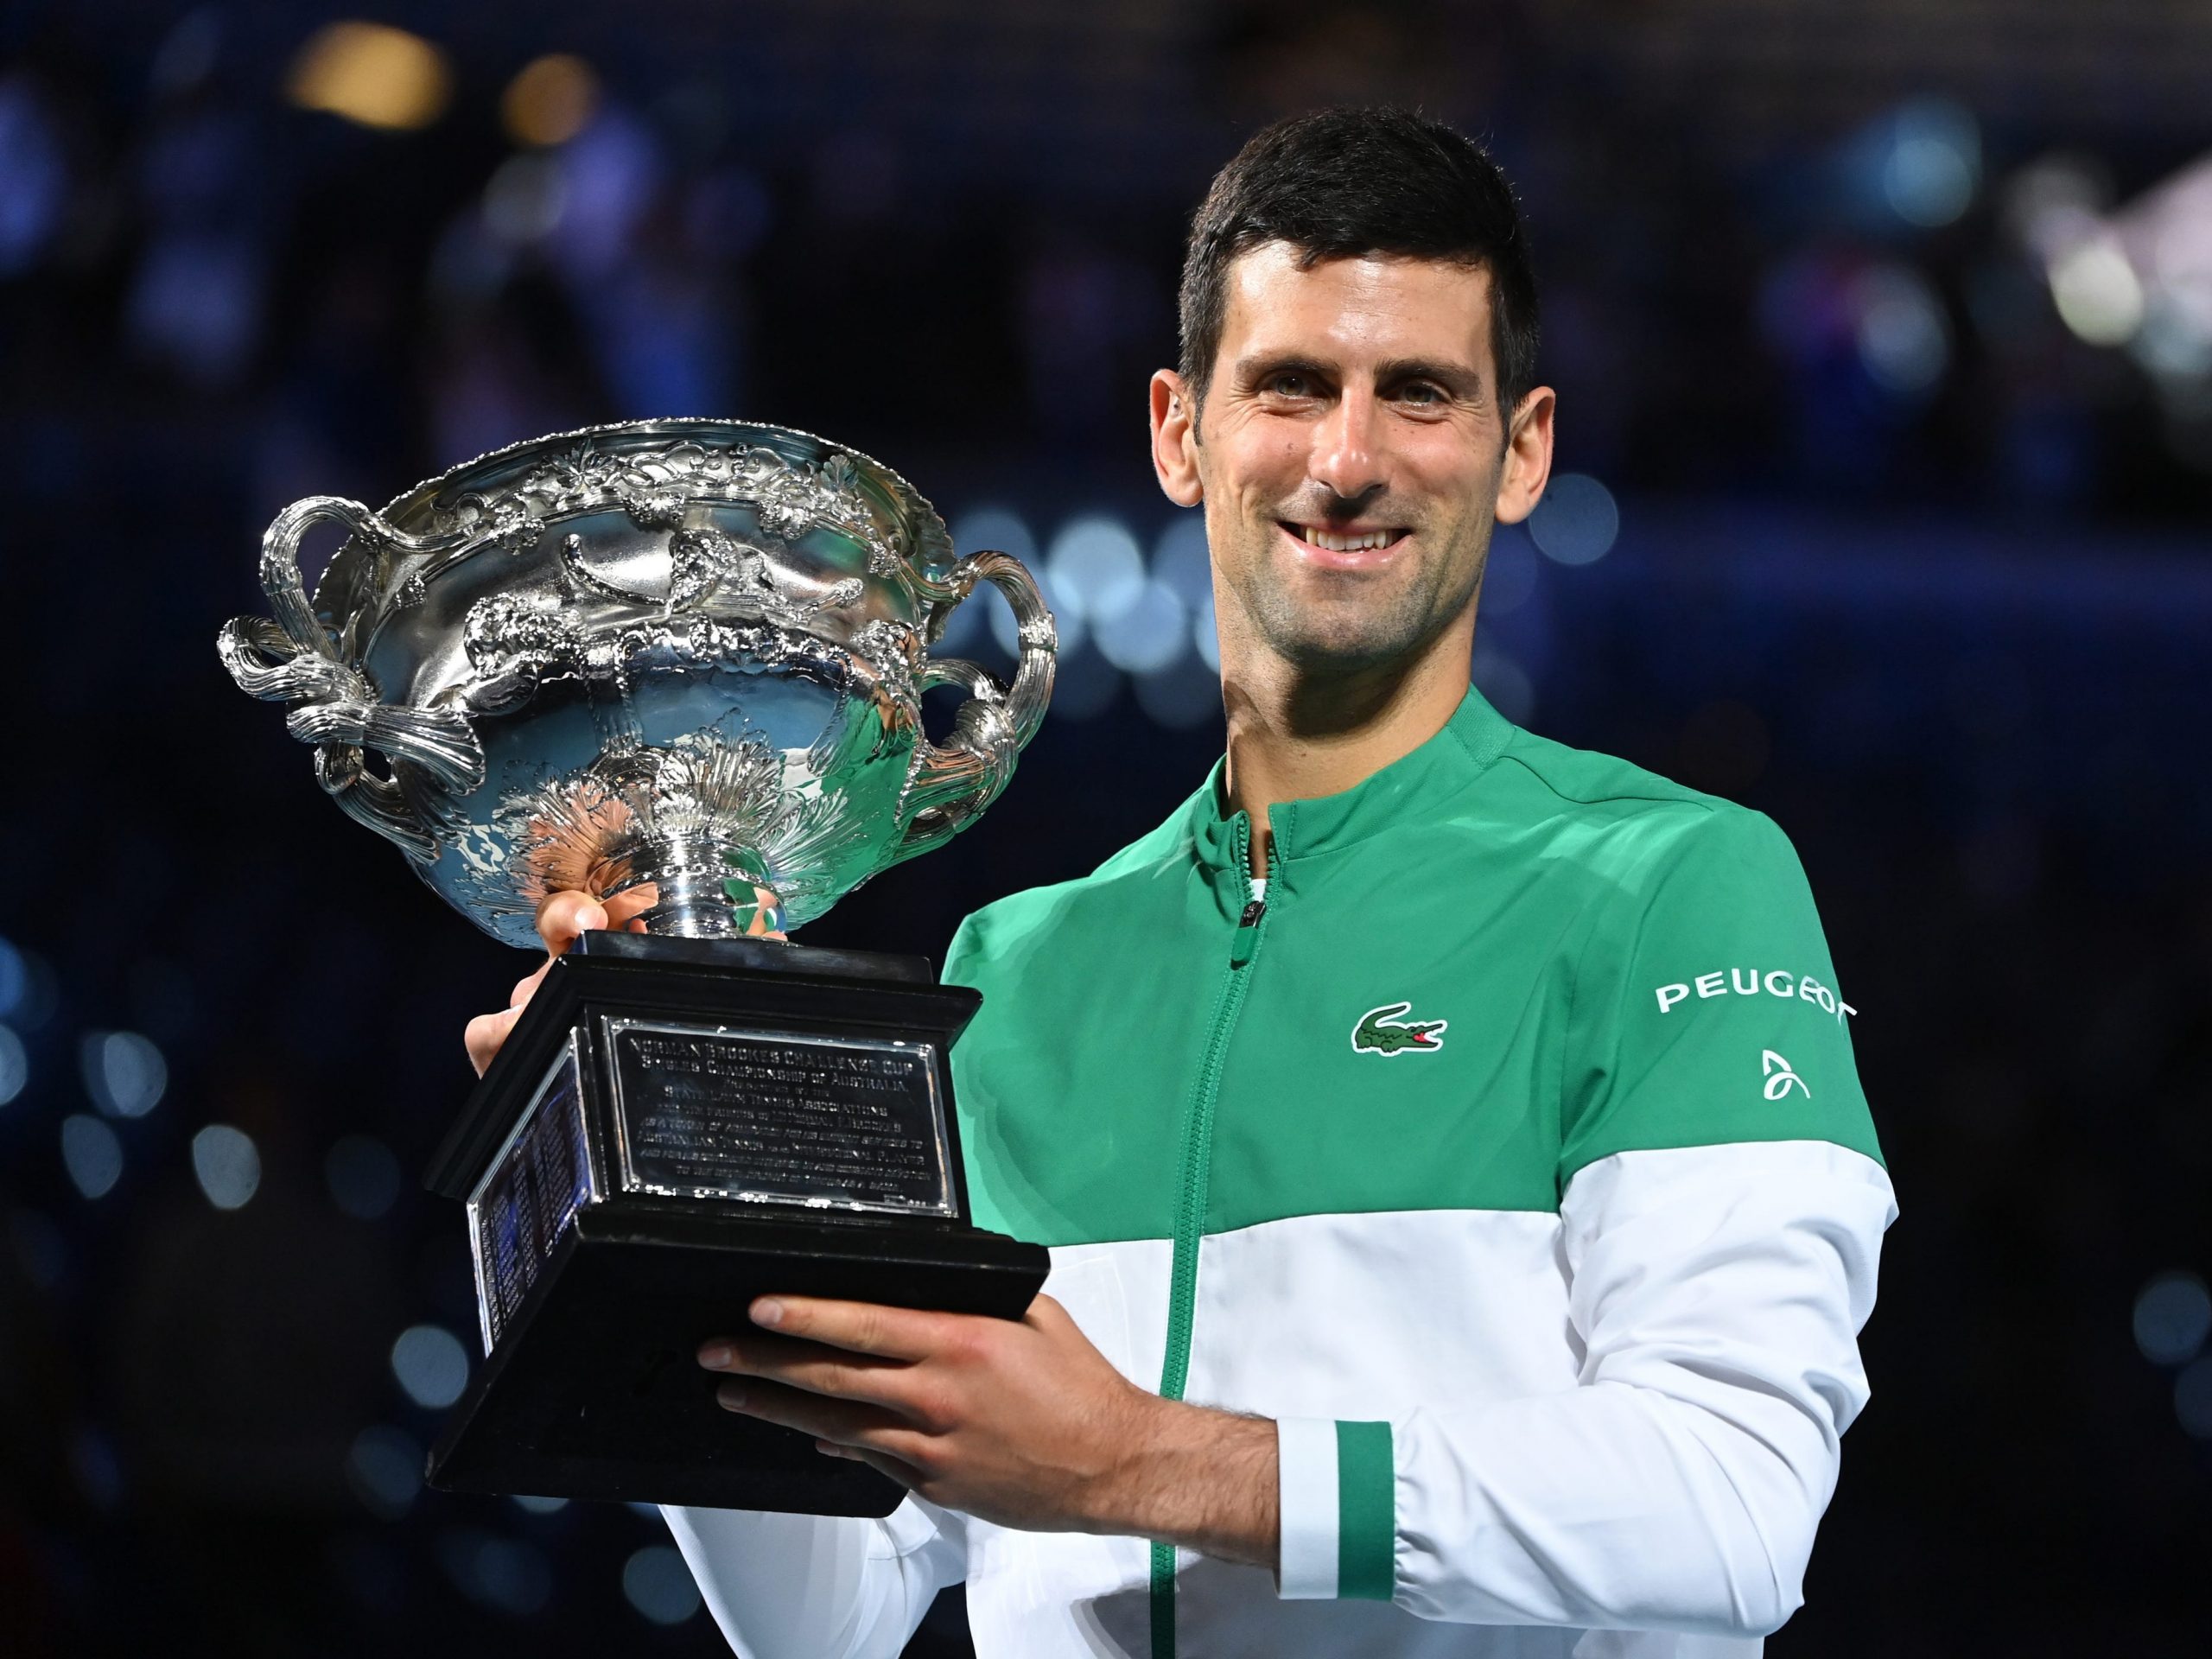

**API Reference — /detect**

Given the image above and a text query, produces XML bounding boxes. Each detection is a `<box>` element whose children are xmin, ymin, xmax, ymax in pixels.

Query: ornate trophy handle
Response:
<box><xmin>216</xmin><ymin>496</ymin><xmax>484</xmax><ymax>863</ymax></box>
<box><xmin>887</xmin><ymin>550</ymin><xmax>1057</xmax><ymax>865</ymax></box>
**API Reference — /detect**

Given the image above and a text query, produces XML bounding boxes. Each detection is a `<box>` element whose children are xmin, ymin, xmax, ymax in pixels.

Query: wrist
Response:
<box><xmin>1095</xmin><ymin>1393</ymin><xmax>1279</xmax><ymax>1570</ymax></box>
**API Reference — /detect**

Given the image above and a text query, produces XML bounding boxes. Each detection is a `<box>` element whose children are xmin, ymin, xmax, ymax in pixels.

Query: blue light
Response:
<box><xmin>391</xmin><ymin>1324</ymin><xmax>471</xmax><ymax>1409</ymax></box>
<box><xmin>60</xmin><ymin>1115</ymin><xmax>124</xmax><ymax>1200</ymax></box>
<box><xmin>191</xmin><ymin>1124</ymin><xmax>262</xmax><ymax>1211</ymax></box>
<box><xmin>623</xmin><ymin>1544</ymin><xmax>702</xmax><ymax>1624</ymax></box>
<box><xmin>347</xmin><ymin>1425</ymin><xmax>424</xmax><ymax>1518</ymax></box>
<box><xmin>440</xmin><ymin>1527</ymin><xmax>553</xmax><ymax>1615</ymax></box>
<box><xmin>0</xmin><ymin>1026</ymin><xmax>25</xmax><ymax>1107</ymax></box>
<box><xmin>1094</xmin><ymin>580</ymin><xmax>1188</xmax><ymax>677</ymax></box>
<box><xmin>0</xmin><ymin>938</ymin><xmax>25</xmax><ymax>1020</ymax></box>
<box><xmin>2134</xmin><ymin>1271</ymin><xmax>2212</xmax><ymax>1366</ymax></box>
<box><xmin>1151</xmin><ymin>513</ymin><xmax>1211</xmax><ymax>608</ymax></box>
<box><xmin>80</xmin><ymin>1031</ymin><xmax>167</xmax><ymax>1118</ymax></box>
<box><xmin>1881</xmin><ymin>99</ymin><xmax>1980</xmax><ymax>229</ymax></box>
<box><xmin>327</xmin><ymin>1134</ymin><xmax>404</xmax><ymax>1220</ymax></box>
<box><xmin>1046</xmin><ymin>516</ymin><xmax>1145</xmax><ymax>623</ymax></box>
<box><xmin>1528</xmin><ymin>474</ymin><xmax>1619</xmax><ymax>567</ymax></box>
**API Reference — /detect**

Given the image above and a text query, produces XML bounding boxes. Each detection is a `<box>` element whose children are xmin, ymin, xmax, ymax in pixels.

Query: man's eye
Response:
<box><xmin>1266</xmin><ymin>372</ymin><xmax>1314</xmax><ymax>397</ymax></box>
<box><xmin>1397</xmin><ymin>383</ymin><xmax>1444</xmax><ymax>404</ymax></box>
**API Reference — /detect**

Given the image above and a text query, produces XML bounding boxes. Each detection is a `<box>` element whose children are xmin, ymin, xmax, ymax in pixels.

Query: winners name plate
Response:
<box><xmin>423</xmin><ymin>931</ymin><xmax>1045</xmax><ymax>1517</ymax></box>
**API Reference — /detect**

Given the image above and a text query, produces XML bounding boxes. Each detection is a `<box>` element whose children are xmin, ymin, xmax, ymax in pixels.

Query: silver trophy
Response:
<box><xmin>218</xmin><ymin>417</ymin><xmax>1055</xmax><ymax>943</ymax></box>
<box><xmin>218</xmin><ymin>420</ymin><xmax>1057</xmax><ymax>1515</ymax></box>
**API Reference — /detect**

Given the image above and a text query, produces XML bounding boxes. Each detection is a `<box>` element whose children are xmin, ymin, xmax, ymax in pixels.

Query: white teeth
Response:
<box><xmin>1298</xmin><ymin>525</ymin><xmax>1398</xmax><ymax>552</ymax></box>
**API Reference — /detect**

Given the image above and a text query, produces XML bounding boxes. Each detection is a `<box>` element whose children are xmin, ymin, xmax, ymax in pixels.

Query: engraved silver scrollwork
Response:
<box><xmin>219</xmin><ymin>419</ymin><xmax>1053</xmax><ymax>948</ymax></box>
<box><xmin>216</xmin><ymin>495</ymin><xmax>485</xmax><ymax>863</ymax></box>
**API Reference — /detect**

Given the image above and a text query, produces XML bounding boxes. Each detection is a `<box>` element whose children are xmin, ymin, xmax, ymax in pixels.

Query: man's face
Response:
<box><xmin>1153</xmin><ymin>245</ymin><xmax>1549</xmax><ymax>676</ymax></box>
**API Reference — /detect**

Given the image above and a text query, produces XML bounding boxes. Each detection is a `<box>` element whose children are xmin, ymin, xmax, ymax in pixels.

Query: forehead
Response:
<box><xmin>1218</xmin><ymin>243</ymin><xmax>1495</xmax><ymax>378</ymax></box>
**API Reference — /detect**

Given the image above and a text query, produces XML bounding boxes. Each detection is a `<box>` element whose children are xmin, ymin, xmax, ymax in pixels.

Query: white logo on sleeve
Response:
<box><xmin>1761</xmin><ymin>1050</ymin><xmax>1809</xmax><ymax>1100</ymax></box>
<box><xmin>1651</xmin><ymin>967</ymin><xmax>1857</xmax><ymax>1027</ymax></box>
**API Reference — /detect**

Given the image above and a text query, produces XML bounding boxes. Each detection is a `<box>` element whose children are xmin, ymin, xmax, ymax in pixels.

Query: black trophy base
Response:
<box><xmin>424</xmin><ymin>1202</ymin><xmax>1043</xmax><ymax>1516</ymax></box>
<box><xmin>420</xmin><ymin>931</ymin><xmax>1051</xmax><ymax>1517</ymax></box>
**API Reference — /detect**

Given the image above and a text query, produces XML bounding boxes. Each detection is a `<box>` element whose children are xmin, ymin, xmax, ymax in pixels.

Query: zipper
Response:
<box><xmin>1150</xmin><ymin>816</ymin><xmax>1271</xmax><ymax>1658</ymax></box>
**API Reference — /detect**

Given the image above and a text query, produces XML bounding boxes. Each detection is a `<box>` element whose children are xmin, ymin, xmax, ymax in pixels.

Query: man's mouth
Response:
<box><xmin>1278</xmin><ymin>521</ymin><xmax>1412</xmax><ymax>560</ymax></box>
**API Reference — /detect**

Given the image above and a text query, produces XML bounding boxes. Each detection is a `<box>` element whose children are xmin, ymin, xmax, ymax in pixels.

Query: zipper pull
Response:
<box><xmin>1230</xmin><ymin>897</ymin><xmax>1267</xmax><ymax>966</ymax></box>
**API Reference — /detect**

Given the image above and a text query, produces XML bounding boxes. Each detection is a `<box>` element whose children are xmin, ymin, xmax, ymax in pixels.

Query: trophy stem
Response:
<box><xmin>601</xmin><ymin>835</ymin><xmax>785</xmax><ymax>940</ymax></box>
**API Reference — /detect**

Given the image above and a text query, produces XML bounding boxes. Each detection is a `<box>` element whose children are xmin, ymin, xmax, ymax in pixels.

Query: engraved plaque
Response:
<box><xmin>467</xmin><ymin>1035</ymin><xmax>596</xmax><ymax>1352</ymax></box>
<box><xmin>605</xmin><ymin>1018</ymin><xmax>954</xmax><ymax>1217</ymax></box>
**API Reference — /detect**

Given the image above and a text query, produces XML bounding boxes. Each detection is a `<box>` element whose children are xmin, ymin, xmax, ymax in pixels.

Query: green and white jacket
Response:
<box><xmin>668</xmin><ymin>687</ymin><xmax>1897</xmax><ymax>1658</ymax></box>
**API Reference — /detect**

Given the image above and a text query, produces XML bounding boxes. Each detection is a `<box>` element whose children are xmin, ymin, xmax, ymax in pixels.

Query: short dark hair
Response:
<box><xmin>1178</xmin><ymin>107</ymin><xmax>1541</xmax><ymax>429</ymax></box>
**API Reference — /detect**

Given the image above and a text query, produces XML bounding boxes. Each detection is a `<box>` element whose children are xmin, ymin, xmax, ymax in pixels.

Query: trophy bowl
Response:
<box><xmin>217</xmin><ymin>421</ymin><xmax>1058</xmax><ymax>1516</ymax></box>
<box><xmin>219</xmin><ymin>417</ymin><xmax>1057</xmax><ymax>946</ymax></box>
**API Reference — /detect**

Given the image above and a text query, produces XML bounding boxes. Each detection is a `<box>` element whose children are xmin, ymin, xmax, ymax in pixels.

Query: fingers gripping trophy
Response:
<box><xmin>218</xmin><ymin>420</ymin><xmax>1056</xmax><ymax>1515</ymax></box>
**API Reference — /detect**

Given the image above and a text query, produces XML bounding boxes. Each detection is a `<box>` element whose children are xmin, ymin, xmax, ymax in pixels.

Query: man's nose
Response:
<box><xmin>1308</xmin><ymin>385</ymin><xmax>1389</xmax><ymax>505</ymax></box>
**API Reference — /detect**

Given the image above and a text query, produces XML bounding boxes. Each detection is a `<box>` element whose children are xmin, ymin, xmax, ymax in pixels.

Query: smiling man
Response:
<box><xmin>471</xmin><ymin>107</ymin><xmax>1896</xmax><ymax>1659</ymax></box>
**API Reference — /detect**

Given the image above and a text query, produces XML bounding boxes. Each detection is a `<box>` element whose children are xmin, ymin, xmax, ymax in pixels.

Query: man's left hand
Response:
<box><xmin>698</xmin><ymin>1294</ymin><xmax>1277</xmax><ymax>1563</ymax></box>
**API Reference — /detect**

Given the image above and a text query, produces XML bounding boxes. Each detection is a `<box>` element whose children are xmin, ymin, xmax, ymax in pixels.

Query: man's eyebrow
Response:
<box><xmin>1230</xmin><ymin>351</ymin><xmax>1339</xmax><ymax>384</ymax></box>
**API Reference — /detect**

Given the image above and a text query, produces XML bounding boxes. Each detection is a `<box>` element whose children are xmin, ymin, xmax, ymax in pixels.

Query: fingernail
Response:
<box><xmin>580</xmin><ymin>905</ymin><xmax>607</xmax><ymax>931</ymax></box>
<box><xmin>751</xmin><ymin>1298</ymin><xmax>784</xmax><ymax>1329</ymax></box>
<box><xmin>716</xmin><ymin>1382</ymin><xmax>745</xmax><ymax>1410</ymax></box>
<box><xmin>699</xmin><ymin>1343</ymin><xmax>732</xmax><ymax>1370</ymax></box>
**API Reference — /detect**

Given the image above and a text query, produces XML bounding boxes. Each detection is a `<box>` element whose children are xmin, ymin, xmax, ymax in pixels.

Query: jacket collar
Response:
<box><xmin>1187</xmin><ymin>684</ymin><xmax>1516</xmax><ymax>887</ymax></box>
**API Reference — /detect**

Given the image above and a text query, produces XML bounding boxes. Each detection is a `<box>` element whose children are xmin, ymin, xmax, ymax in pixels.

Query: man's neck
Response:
<box><xmin>1219</xmin><ymin>621</ymin><xmax>1474</xmax><ymax>878</ymax></box>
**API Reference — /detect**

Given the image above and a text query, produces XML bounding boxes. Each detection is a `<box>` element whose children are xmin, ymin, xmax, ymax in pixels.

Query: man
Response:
<box><xmin>468</xmin><ymin>107</ymin><xmax>1895</xmax><ymax>1658</ymax></box>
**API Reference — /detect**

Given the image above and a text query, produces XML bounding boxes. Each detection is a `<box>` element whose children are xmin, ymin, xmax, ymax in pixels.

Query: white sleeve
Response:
<box><xmin>662</xmin><ymin>1495</ymin><xmax>966</xmax><ymax>1659</ymax></box>
<box><xmin>1274</xmin><ymin>1139</ymin><xmax>1896</xmax><ymax>1639</ymax></box>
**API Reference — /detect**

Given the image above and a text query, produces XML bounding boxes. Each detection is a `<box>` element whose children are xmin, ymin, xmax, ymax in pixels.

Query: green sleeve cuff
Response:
<box><xmin>1335</xmin><ymin>1419</ymin><xmax>1395</xmax><ymax>1601</ymax></box>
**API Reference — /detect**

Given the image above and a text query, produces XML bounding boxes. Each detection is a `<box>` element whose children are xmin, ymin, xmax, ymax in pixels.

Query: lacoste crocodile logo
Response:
<box><xmin>1351</xmin><ymin>1002</ymin><xmax>1449</xmax><ymax>1056</ymax></box>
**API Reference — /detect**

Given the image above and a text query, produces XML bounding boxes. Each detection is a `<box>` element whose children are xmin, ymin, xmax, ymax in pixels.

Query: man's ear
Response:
<box><xmin>1150</xmin><ymin>370</ymin><xmax>1204</xmax><ymax>508</ymax></box>
<box><xmin>1492</xmin><ymin>385</ymin><xmax>1556</xmax><ymax>526</ymax></box>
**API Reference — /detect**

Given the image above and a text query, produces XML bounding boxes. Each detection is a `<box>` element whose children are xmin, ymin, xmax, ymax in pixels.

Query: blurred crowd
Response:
<box><xmin>1</xmin><ymin>3</ymin><xmax>2208</xmax><ymax>1656</ymax></box>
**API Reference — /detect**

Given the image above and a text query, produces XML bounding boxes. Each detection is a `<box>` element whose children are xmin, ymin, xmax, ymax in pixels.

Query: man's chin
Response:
<box><xmin>1259</xmin><ymin>617</ymin><xmax>1435</xmax><ymax>677</ymax></box>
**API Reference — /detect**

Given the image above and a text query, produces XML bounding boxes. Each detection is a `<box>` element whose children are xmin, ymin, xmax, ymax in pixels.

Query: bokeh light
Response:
<box><xmin>0</xmin><ymin>1026</ymin><xmax>26</xmax><ymax>1106</ymax></box>
<box><xmin>1881</xmin><ymin>99</ymin><xmax>1980</xmax><ymax>229</ymax></box>
<box><xmin>1479</xmin><ymin>530</ymin><xmax>1538</xmax><ymax>617</ymax></box>
<box><xmin>190</xmin><ymin>1124</ymin><xmax>262</xmax><ymax>1211</ymax></box>
<box><xmin>79</xmin><ymin>1031</ymin><xmax>167</xmax><ymax>1118</ymax></box>
<box><xmin>1854</xmin><ymin>264</ymin><xmax>1952</xmax><ymax>396</ymax></box>
<box><xmin>442</xmin><ymin>1528</ymin><xmax>554</xmax><ymax>1615</ymax></box>
<box><xmin>0</xmin><ymin>937</ymin><xmax>27</xmax><ymax>1020</ymax></box>
<box><xmin>1046</xmin><ymin>516</ymin><xmax>1146</xmax><ymax>624</ymax></box>
<box><xmin>1151</xmin><ymin>514</ymin><xmax>1211</xmax><ymax>606</ymax></box>
<box><xmin>60</xmin><ymin>1114</ymin><xmax>124</xmax><ymax>1200</ymax></box>
<box><xmin>1527</xmin><ymin>474</ymin><xmax>1619</xmax><ymax>566</ymax></box>
<box><xmin>391</xmin><ymin>1324</ymin><xmax>471</xmax><ymax>1409</ymax></box>
<box><xmin>285</xmin><ymin>22</ymin><xmax>453</xmax><ymax>133</ymax></box>
<box><xmin>0</xmin><ymin>941</ymin><xmax>56</xmax><ymax>1031</ymax></box>
<box><xmin>1093</xmin><ymin>580</ymin><xmax>1188</xmax><ymax>676</ymax></box>
<box><xmin>2134</xmin><ymin>1271</ymin><xmax>2212</xmax><ymax>1366</ymax></box>
<box><xmin>2050</xmin><ymin>232</ymin><xmax>2145</xmax><ymax>346</ymax></box>
<box><xmin>483</xmin><ymin>153</ymin><xmax>568</xmax><ymax>245</ymax></box>
<box><xmin>1471</xmin><ymin>647</ymin><xmax>1535</xmax><ymax>725</ymax></box>
<box><xmin>346</xmin><ymin>1425</ymin><xmax>424</xmax><ymax>1519</ymax></box>
<box><xmin>622</xmin><ymin>1543</ymin><xmax>702</xmax><ymax>1624</ymax></box>
<box><xmin>327</xmin><ymin>1134</ymin><xmax>404</xmax><ymax>1221</ymax></box>
<box><xmin>501</xmin><ymin>54</ymin><xmax>600</xmax><ymax>149</ymax></box>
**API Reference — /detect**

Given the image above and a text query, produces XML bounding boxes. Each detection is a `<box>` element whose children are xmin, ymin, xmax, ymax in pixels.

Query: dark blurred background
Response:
<box><xmin>3</xmin><ymin>2</ymin><xmax>2209</xmax><ymax>1654</ymax></box>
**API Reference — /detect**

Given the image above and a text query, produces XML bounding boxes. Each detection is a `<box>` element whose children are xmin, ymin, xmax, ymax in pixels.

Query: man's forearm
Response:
<box><xmin>1090</xmin><ymin>1397</ymin><xmax>1279</xmax><ymax>1571</ymax></box>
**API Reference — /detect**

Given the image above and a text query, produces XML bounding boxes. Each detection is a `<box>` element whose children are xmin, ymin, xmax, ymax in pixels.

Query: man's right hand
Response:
<box><xmin>462</xmin><ymin>888</ymin><xmax>653</xmax><ymax>1077</ymax></box>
